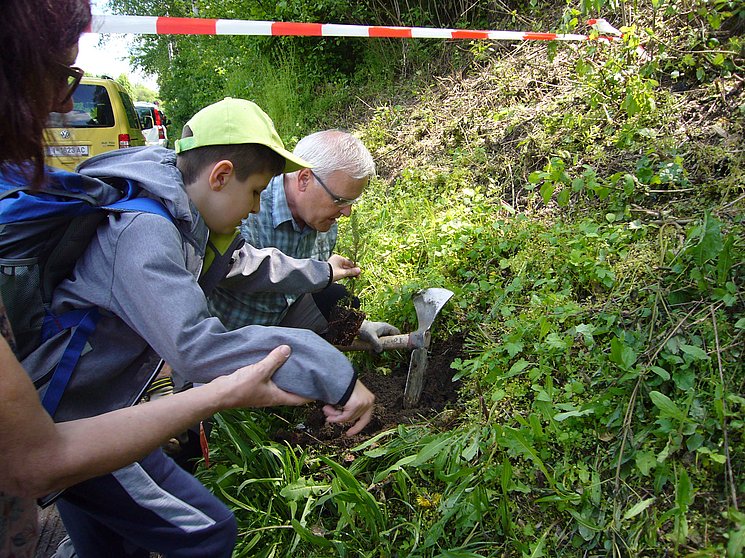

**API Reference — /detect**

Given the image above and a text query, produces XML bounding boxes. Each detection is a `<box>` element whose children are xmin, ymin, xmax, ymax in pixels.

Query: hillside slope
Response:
<box><xmin>198</xmin><ymin>8</ymin><xmax>744</xmax><ymax>557</ymax></box>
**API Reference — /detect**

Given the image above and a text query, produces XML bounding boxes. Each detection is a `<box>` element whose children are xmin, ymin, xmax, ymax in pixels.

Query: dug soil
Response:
<box><xmin>273</xmin><ymin>334</ymin><xmax>465</xmax><ymax>449</ymax></box>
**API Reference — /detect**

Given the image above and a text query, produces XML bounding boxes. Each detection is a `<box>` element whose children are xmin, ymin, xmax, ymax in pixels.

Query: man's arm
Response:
<box><xmin>0</xmin><ymin>339</ymin><xmax>308</xmax><ymax>499</ymax></box>
<box><xmin>223</xmin><ymin>246</ymin><xmax>361</xmax><ymax>294</ymax></box>
<box><xmin>105</xmin><ymin>214</ymin><xmax>373</xmax><ymax>429</ymax></box>
<box><xmin>222</xmin><ymin>244</ymin><xmax>332</xmax><ymax>293</ymax></box>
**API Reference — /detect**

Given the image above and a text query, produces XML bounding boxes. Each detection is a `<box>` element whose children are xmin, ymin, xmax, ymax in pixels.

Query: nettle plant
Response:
<box><xmin>526</xmin><ymin>152</ymin><xmax>691</xmax><ymax>219</ymax></box>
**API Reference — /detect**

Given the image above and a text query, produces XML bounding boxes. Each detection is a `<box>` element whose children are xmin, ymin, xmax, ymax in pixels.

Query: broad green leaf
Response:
<box><xmin>676</xmin><ymin>468</ymin><xmax>693</xmax><ymax>508</ymax></box>
<box><xmin>374</xmin><ymin>454</ymin><xmax>417</xmax><ymax>479</ymax></box>
<box><xmin>623</xmin><ymin>497</ymin><xmax>656</xmax><ymax>520</ymax></box>
<box><xmin>567</xmin><ymin>508</ymin><xmax>603</xmax><ymax>532</ymax></box>
<box><xmin>411</xmin><ymin>436</ymin><xmax>454</xmax><ymax>467</ymax></box>
<box><xmin>610</xmin><ymin>337</ymin><xmax>638</xmax><ymax>369</ymax></box>
<box><xmin>528</xmin><ymin>171</ymin><xmax>547</xmax><ymax>184</ymax></box>
<box><xmin>553</xmin><ymin>408</ymin><xmax>594</xmax><ymax>421</ymax></box>
<box><xmin>687</xmin><ymin>212</ymin><xmax>723</xmax><ymax>266</ymax></box>
<box><xmin>635</xmin><ymin>451</ymin><xmax>657</xmax><ymax>476</ymax></box>
<box><xmin>280</xmin><ymin>478</ymin><xmax>329</xmax><ymax>501</ymax></box>
<box><xmin>527</xmin><ymin>525</ymin><xmax>549</xmax><ymax>558</ymax></box>
<box><xmin>673</xmin><ymin>369</ymin><xmax>696</xmax><ymax>391</ymax></box>
<box><xmin>506</xmin><ymin>359</ymin><xmax>531</xmax><ymax>377</ymax></box>
<box><xmin>650</xmin><ymin>391</ymin><xmax>688</xmax><ymax>422</ymax></box>
<box><xmin>679</xmin><ymin>344</ymin><xmax>709</xmax><ymax>360</ymax></box>
<box><xmin>461</xmin><ymin>438</ymin><xmax>480</xmax><ymax>461</ymax></box>
<box><xmin>574</xmin><ymin>323</ymin><xmax>595</xmax><ymax>345</ymax></box>
<box><xmin>650</xmin><ymin>366</ymin><xmax>670</xmax><ymax>380</ymax></box>
<box><xmin>717</xmin><ymin>234</ymin><xmax>734</xmax><ymax>285</ymax></box>
<box><xmin>540</xmin><ymin>182</ymin><xmax>555</xmax><ymax>204</ymax></box>
<box><xmin>491</xmin><ymin>388</ymin><xmax>506</xmax><ymax>401</ymax></box>
<box><xmin>696</xmin><ymin>447</ymin><xmax>727</xmax><ymax>464</ymax></box>
<box><xmin>545</xmin><ymin>332</ymin><xmax>568</xmax><ymax>350</ymax></box>
<box><xmin>728</xmin><ymin>522</ymin><xmax>745</xmax><ymax>558</ymax></box>
<box><xmin>710</xmin><ymin>453</ymin><xmax>726</xmax><ymax>464</ymax></box>
<box><xmin>504</xmin><ymin>341</ymin><xmax>524</xmax><ymax>357</ymax></box>
<box><xmin>686</xmin><ymin>432</ymin><xmax>704</xmax><ymax>451</ymax></box>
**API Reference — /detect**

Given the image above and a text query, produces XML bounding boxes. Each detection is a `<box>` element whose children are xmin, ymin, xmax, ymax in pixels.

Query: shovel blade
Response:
<box><xmin>403</xmin><ymin>347</ymin><xmax>428</xmax><ymax>408</ymax></box>
<box><xmin>413</xmin><ymin>288</ymin><xmax>454</xmax><ymax>335</ymax></box>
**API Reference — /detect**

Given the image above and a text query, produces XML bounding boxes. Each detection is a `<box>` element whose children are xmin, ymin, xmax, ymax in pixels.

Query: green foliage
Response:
<box><xmin>115</xmin><ymin>73</ymin><xmax>135</xmax><ymax>100</ymax></box>
<box><xmin>132</xmin><ymin>82</ymin><xmax>159</xmax><ymax>103</ymax></box>
<box><xmin>120</xmin><ymin>0</ymin><xmax>745</xmax><ymax>555</ymax></box>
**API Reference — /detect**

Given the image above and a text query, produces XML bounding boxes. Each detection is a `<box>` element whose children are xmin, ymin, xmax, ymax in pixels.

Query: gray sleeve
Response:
<box><xmin>221</xmin><ymin>243</ymin><xmax>331</xmax><ymax>294</ymax></box>
<box><xmin>107</xmin><ymin>214</ymin><xmax>354</xmax><ymax>404</ymax></box>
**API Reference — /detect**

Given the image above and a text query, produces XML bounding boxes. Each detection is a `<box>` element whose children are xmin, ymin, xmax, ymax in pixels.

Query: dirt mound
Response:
<box><xmin>274</xmin><ymin>334</ymin><xmax>465</xmax><ymax>449</ymax></box>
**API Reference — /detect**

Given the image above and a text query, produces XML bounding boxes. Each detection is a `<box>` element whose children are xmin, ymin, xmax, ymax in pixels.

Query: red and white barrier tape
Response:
<box><xmin>87</xmin><ymin>14</ymin><xmax>623</xmax><ymax>43</ymax></box>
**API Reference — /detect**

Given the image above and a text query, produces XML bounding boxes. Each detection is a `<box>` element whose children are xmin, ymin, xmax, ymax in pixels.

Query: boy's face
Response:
<box><xmin>198</xmin><ymin>162</ymin><xmax>274</xmax><ymax>234</ymax></box>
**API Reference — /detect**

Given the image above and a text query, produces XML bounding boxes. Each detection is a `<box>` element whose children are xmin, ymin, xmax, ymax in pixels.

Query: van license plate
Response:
<box><xmin>46</xmin><ymin>145</ymin><xmax>90</xmax><ymax>157</ymax></box>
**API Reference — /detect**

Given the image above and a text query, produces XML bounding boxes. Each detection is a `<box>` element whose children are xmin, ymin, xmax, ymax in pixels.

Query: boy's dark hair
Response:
<box><xmin>176</xmin><ymin>124</ymin><xmax>286</xmax><ymax>185</ymax></box>
<box><xmin>0</xmin><ymin>0</ymin><xmax>92</xmax><ymax>187</ymax></box>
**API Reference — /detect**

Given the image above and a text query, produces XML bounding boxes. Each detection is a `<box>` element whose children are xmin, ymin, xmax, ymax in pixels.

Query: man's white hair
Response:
<box><xmin>293</xmin><ymin>129</ymin><xmax>375</xmax><ymax>181</ymax></box>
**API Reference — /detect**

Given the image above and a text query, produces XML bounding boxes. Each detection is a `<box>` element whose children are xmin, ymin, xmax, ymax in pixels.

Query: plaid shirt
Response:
<box><xmin>209</xmin><ymin>175</ymin><xmax>337</xmax><ymax>328</ymax></box>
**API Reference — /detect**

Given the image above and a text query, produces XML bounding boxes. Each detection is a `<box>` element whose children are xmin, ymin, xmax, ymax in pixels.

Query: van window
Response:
<box><xmin>47</xmin><ymin>84</ymin><xmax>115</xmax><ymax>128</ymax></box>
<box><xmin>120</xmin><ymin>92</ymin><xmax>142</xmax><ymax>130</ymax></box>
<box><xmin>136</xmin><ymin>106</ymin><xmax>152</xmax><ymax>125</ymax></box>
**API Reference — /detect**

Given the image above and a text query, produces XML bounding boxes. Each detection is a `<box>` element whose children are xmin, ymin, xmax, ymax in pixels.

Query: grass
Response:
<box><xmin>192</xmin><ymin>3</ymin><xmax>745</xmax><ymax>556</ymax></box>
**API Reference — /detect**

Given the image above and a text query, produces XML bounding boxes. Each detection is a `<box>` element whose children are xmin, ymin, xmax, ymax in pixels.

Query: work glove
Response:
<box><xmin>357</xmin><ymin>319</ymin><xmax>401</xmax><ymax>353</ymax></box>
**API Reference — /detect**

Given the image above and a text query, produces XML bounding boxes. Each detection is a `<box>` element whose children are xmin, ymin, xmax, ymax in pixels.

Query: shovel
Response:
<box><xmin>337</xmin><ymin>287</ymin><xmax>453</xmax><ymax>408</ymax></box>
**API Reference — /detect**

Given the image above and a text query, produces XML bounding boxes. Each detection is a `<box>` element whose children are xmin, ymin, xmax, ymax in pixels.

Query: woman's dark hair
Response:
<box><xmin>0</xmin><ymin>0</ymin><xmax>92</xmax><ymax>186</ymax></box>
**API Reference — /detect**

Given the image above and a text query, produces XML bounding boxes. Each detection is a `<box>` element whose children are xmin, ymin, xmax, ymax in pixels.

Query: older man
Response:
<box><xmin>210</xmin><ymin>129</ymin><xmax>398</xmax><ymax>350</ymax></box>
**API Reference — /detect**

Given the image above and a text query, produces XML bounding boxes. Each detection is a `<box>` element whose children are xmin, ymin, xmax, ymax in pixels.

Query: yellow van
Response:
<box><xmin>45</xmin><ymin>76</ymin><xmax>146</xmax><ymax>171</ymax></box>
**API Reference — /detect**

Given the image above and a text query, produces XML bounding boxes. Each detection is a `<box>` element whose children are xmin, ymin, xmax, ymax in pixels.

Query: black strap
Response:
<box><xmin>198</xmin><ymin>235</ymin><xmax>245</xmax><ymax>297</ymax></box>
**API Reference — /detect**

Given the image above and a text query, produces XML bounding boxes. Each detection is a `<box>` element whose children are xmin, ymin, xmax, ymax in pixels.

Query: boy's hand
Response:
<box><xmin>218</xmin><ymin>346</ymin><xmax>312</xmax><ymax>409</ymax></box>
<box><xmin>322</xmin><ymin>380</ymin><xmax>375</xmax><ymax>436</ymax></box>
<box><xmin>328</xmin><ymin>254</ymin><xmax>361</xmax><ymax>281</ymax></box>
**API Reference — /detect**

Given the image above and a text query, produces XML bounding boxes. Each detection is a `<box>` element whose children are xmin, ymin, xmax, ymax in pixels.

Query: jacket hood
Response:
<box><xmin>77</xmin><ymin>146</ymin><xmax>193</xmax><ymax>224</ymax></box>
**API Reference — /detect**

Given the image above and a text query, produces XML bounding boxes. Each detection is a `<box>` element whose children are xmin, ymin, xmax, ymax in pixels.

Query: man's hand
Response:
<box><xmin>217</xmin><ymin>346</ymin><xmax>312</xmax><ymax>409</ymax></box>
<box><xmin>322</xmin><ymin>380</ymin><xmax>375</xmax><ymax>436</ymax></box>
<box><xmin>358</xmin><ymin>320</ymin><xmax>401</xmax><ymax>353</ymax></box>
<box><xmin>328</xmin><ymin>254</ymin><xmax>361</xmax><ymax>281</ymax></box>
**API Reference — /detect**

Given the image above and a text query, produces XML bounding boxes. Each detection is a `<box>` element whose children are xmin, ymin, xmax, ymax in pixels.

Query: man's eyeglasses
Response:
<box><xmin>312</xmin><ymin>171</ymin><xmax>359</xmax><ymax>207</ymax></box>
<box><xmin>55</xmin><ymin>62</ymin><xmax>84</xmax><ymax>105</ymax></box>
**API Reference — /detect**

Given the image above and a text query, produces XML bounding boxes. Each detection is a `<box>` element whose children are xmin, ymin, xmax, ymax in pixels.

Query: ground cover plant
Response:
<box><xmin>117</xmin><ymin>0</ymin><xmax>744</xmax><ymax>555</ymax></box>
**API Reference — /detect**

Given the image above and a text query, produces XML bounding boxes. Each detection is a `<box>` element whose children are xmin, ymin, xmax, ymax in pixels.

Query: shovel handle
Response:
<box><xmin>335</xmin><ymin>333</ymin><xmax>412</xmax><ymax>352</ymax></box>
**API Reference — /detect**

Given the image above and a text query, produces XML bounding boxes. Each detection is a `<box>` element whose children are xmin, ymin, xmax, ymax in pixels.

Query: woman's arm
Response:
<box><xmin>0</xmin><ymin>339</ymin><xmax>308</xmax><ymax>498</ymax></box>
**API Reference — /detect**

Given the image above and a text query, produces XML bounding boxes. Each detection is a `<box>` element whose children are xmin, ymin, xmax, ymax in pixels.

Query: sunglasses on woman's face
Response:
<box><xmin>55</xmin><ymin>62</ymin><xmax>84</xmax><ymax>105</ymax></box>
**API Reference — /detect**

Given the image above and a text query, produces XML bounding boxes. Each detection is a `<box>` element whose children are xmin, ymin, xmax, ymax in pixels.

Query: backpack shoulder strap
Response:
<box><xmin>104</xmin><ymin>196</ymin><xmax>173</xmax><ymax>221</ymax></box>
<box><xmin>38</xmin><ymin>185</ymin><xmax>173</xmax><ymax>417</ymax></box>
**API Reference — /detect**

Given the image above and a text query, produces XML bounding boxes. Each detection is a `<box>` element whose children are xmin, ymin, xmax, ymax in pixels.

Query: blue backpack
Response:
<box><xmin>0</xmin><ymin>165</ymin><xmax>172</xmax><ymax>416</ymax></box>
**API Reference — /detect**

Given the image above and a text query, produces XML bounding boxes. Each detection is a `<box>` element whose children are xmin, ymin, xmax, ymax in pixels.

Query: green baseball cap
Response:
<box><xmin>174</xmin><ymin>98</ymin><xmax>311</xmax><ymax>173</ymax></box>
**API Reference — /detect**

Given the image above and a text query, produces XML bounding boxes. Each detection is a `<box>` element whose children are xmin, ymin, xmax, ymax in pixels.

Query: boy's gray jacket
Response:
<box><xmin>23</xmin><ymin>147</ymin><xmax>354</xmax><ymax>421</ymax></box>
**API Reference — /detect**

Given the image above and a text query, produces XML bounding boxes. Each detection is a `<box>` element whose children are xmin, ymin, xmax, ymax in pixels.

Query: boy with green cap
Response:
<box><xmin>24</xmin><ymin>98</ymin><xmax>373</xmax><ymax>557</ymax></box>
